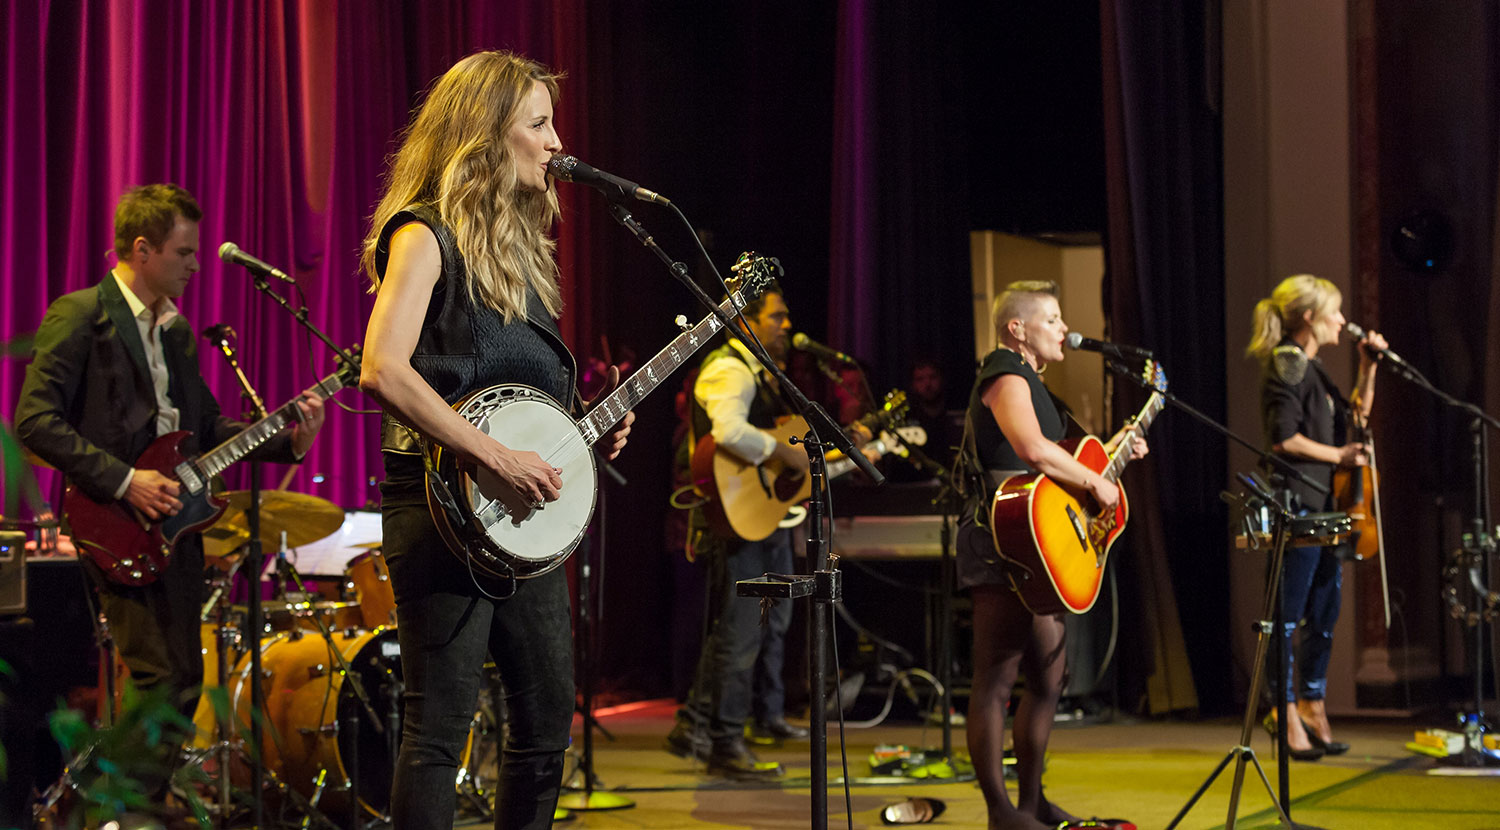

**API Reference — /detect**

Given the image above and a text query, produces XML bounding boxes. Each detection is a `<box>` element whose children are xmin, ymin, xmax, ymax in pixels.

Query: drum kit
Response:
<box><xmin>184</xmin><ymin>490</ymin><xmax>499</xmax><ymax>827</ymax></box>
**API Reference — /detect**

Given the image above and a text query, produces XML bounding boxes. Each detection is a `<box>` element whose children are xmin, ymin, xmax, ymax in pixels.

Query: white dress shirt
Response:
<box><xmin>694</xmin><ymin>338</ymin><xmax>778</xmax><ymax>465</ymax></box>
<box><xmin>112</xmin><ymin>271</ymin><xmax>181</xmax><ymax>497</ymax></box>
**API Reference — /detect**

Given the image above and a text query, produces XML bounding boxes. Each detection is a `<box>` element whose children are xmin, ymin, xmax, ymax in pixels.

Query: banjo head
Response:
<box><xmin>454</xmin><ymin>386</ymin><xmax>598</xmax><ymax>577</ymax></box>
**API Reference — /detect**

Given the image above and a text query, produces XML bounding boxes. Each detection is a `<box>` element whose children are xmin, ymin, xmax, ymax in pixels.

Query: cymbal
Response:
<box><xmin>202</xmin><ymin>490</ymin><xmax>345</xmax><ymax>559</ymax></box>
<box><xmin>233</xmin><ymin>600</ymin><xmax>359</xmax><ymax>615</ymax></box>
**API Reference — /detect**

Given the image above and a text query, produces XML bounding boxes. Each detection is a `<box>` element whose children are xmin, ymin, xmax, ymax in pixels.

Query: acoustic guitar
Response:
<box><xmin>989</xmin><ymin>360</ymin><xmax>1166</xmax><ymax>615</ymax></box>
<box><xmin>692</xmin><ymin>390</ymin><xmax>913</xmax><ymax>542</ymax></box>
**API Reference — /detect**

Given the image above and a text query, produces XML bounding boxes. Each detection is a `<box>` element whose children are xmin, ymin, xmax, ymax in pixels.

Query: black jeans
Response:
<box><xmin>91</xmin><ymin>536</ymin><xmax>206</xmax><ymax>794</ymax></box>
<box><xmin>678</xmin><ymin>528</ymin><xmax>793</xmax><ymax>744</ymax></box>
<box><xmin>383</xmin><ymin>493</ymin><xmax>574</xmax><ymax>830</ymax></box>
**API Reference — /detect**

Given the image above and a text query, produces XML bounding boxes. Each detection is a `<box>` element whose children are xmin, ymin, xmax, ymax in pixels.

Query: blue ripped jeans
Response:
<box><xmin>1274</xmin><ymin>542</ymin><xmax>1342</xmax><ymax>702</ymax></box>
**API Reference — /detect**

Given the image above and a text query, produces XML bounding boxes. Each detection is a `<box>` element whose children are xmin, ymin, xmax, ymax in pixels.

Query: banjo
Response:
<box><xmin>426</xmin><ymin>253</ymin><xmax>780</xmax><ymax>585</ymax></box>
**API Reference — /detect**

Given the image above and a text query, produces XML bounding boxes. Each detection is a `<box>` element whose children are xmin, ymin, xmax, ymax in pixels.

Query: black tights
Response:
<box><xmin>967</xmin><ymin>585</ymin><xmax>1071</xmax><ymax>830</ymax></box>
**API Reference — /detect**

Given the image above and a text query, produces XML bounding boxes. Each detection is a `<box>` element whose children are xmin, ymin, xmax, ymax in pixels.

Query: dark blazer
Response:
<box><xmin>15</xmin><ymin>274</ymin><xmax>295</xmax><ymax>504</ymax></box>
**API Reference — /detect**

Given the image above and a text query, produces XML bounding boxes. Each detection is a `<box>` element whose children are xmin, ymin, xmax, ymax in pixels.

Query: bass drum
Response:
<box><xmin>214</xmin><ymin>627</ymin><xmax>403</xmax><ymax>819</ymax></box>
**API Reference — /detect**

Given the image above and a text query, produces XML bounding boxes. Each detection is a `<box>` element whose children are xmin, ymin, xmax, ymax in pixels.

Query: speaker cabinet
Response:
<box><xmin>0</xmin><ymin>532</ymin><xmax>26</xmax><ymax>616</ymax></box>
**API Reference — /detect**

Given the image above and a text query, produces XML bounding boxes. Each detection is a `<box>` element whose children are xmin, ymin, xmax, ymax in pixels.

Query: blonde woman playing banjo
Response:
<box><xmin>359</xmin><ymin>51</ymin><xmax>632</xmax><ymax>830</ymax></box>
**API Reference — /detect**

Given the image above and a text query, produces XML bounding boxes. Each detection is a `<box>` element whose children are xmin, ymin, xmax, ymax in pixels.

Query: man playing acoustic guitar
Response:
<box><xmin>666</xmin><ymin>280</ymin><xmax>809</xmax><ymax>779</ymax></box>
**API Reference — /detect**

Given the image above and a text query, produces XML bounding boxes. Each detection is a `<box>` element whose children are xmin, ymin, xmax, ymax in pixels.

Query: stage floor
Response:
<box><xmin>455</xmin><ymin>699</ymin><xmax>1499</xmax><ymax>830</ymax></box>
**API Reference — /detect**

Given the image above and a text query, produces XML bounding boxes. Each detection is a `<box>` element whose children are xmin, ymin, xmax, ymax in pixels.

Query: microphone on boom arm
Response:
<box><xmin>1064</xmin><ymin>332</ymin><xmax>1153</xmax><ymax>360</ymax></box>
<box><xmin>791</xmin><ymin>333</ymin><xmax>858</xmax><ymax>365</ymax></box>
<box><xmin>547</xmin><ymin>154</ymin><xmax>671</xmax><ymax>206</ymax></box>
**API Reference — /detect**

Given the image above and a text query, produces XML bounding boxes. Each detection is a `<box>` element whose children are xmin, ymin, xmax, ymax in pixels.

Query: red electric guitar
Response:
<box><xmin>989</xmin><ymin>360</ymin><xmax>1166</xmax><ymax>615</ymax></box>
<box><xmin>62</xmin><ymin>351</ymin><xmax>359</xmax><ymax>586</ymax></box>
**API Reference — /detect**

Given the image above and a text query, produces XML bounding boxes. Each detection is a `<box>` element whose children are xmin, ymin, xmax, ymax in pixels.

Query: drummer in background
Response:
<box><xmin>1247</xmin><ymin>274</ymin><xmax>1384</xmax><ymax>760</ymax></box>
<box><xmin>14</xmin><ymin>183</ymin><xmax>325</xmax><ymax>795</ymax></box>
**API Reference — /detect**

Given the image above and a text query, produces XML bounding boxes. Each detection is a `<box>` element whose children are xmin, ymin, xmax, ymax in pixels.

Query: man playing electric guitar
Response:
<box><xmin>15</xmin><ymin>185</ymin><xmax>325</xmax><ymax>764</ymax></box>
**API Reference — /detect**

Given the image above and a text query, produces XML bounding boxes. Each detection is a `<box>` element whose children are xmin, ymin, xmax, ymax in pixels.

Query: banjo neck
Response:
<box><xmin>576</xmin><ymin>292</ymin><xmax>746</xmax><ymax>447</ymax></box>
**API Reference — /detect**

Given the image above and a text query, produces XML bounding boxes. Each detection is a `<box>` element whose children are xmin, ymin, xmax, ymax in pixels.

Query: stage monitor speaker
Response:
<box><xmin>0</xmin><ymin>532</ymin><xmax>26</xmax><ymax>615</ymax></box>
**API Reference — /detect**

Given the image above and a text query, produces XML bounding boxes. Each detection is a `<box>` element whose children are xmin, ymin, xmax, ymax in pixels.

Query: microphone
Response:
<box><xmin>218</xmin><ymin>242</ymin><xmax>294</xmax><ymax>284</ymax></box>
<box><xmin>791</xmin><ymin>333</ymin><xmax>858</xmax><ymax>365</ymax></box>
<box><xmin>547</xmin><ymin>154</ymin><xmax>670</xmax><ymax>206</ymax></box>
<box><xmin>1344</xmin><ymin>321</ymin><xmax>1411</xmax><ymax>367</ymax></box>
<box><xmin>201</xmin><ymin>323</ymin><xmax>235</xmax><ymax>344</ymax></box>
<box><xmin>1065</xmin><ymin>332</ymin><xmax>1153</xmax><ymax>359</ymax></box>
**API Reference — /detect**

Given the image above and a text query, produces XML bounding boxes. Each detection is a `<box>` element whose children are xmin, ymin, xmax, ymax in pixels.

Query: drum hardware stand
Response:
<box><xmin>1104</xmin><ymin>360</ymin><xmax>1332</xmax><ymax>827</ymax></box>
<box><xmin>267</xmin><ymin>532</ymin><xmax>393</xmax><ymax>827</ymax></box>
<box><xmin>217</xmin><ymin>257</ymin><xmax>361</xmax><ymax>825</ymax></box>
<box><xmin>32</xmin><ymin>565</ymin><xmax>116</xmax><ymax>826</ymax></box>
<box><xmin>201</xmin><ymin>553</ymin><xmax>245</xmax><ymax>827</ymax></box>
<box><xmin>559</xmin><ymin>464</ymin><xmax>631</xmax><ymax>812</ymax></box>
<box><xmin>204</xmin><ymin>322</ymin><xmax>274</xmax><ymax>828</ymax></box>
<box><xmin>190</xmin><ymin>575</ymin><xmax>342</xmax><ymax>830</ymax></box>
<box><xmin>605</xmin><ymin>200</ymin><xmax>882</xmax><ymax>830</ymax></box>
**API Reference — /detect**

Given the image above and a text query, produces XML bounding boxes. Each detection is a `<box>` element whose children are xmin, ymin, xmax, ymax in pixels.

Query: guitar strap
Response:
<box><xmin>952</xmin><ymin>407</ymin><xmax>998</xmax><ymax>530</ymax></box>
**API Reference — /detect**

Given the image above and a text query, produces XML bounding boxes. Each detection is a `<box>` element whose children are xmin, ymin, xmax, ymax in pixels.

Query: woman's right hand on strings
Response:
<box><xmin>473</xmin><ymin>441</ymin><xmax>562</xmax><ymax>506</ymax></box>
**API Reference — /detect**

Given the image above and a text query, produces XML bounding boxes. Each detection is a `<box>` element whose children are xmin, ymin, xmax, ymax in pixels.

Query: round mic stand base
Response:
<box><xmin>555</xmin><ymin>791</ymin><xmax>634</xmax><ymax>811</ymax></box>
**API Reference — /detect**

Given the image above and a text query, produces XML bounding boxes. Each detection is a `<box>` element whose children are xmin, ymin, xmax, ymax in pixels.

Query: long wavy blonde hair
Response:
<box><xmin>1245</xmin><ymin>274</ymin><xmax>1341</xmax><ymax>360</ymax></box>
<box><xmin>361</xmin><ymin>51</ymin><xmax>563</xmax><ymax>321</ymax></box>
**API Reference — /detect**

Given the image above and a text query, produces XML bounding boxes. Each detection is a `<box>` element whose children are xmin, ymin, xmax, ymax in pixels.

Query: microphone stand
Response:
<box><xmin>1104</xmin><ymin>360</ymin><xmax>1331</xmax><ymax>828</ymax></box>
<box><xmin>207</xmin><ymin>328</ymin><xmax>271</xmax><ymax>829</ymax></box>
<box><xmin>557</xmin><ymin>472</ymin><xmax>633</xmax><ymax>813</ymax></box>
<box><xmin>607</xmin><ymin>202</ymin><xmax>881</xmax><ymax>830</ymax></box>
<box><xmin>1364</xmin><ymin>355</ymin><xmax>1500</xmax><ymax>767</ymax></box>
<box><xmin>220</xmin><ymin>268</ymin><xmax>364</xmax><ymax>821</ymax></box>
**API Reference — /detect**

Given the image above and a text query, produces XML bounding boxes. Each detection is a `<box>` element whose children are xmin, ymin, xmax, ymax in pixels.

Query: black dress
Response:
<box><xmin>955</xmin><ymin>348</ymin><xmax>1066</xmax><ymax>591</ymax></box>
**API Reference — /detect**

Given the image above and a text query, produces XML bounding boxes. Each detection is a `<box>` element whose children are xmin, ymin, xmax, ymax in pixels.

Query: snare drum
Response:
<box><xmin>344</xmin><ymin>551</ymin><xmax>396</xmax><ymax>629</ymax></box>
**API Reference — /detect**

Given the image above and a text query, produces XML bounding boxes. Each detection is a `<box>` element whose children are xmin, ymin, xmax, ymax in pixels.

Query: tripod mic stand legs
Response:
<box><xmin>1170</xmin><ymin>485</ymin><xmax>1325</xmax><ymax>830</ymax></box>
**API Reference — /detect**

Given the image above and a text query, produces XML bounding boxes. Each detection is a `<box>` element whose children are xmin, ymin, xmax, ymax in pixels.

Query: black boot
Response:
<box><xmin>707</xmin><ymin>737</ymin><xmax>783</xmax><ymax>780</ymax></box>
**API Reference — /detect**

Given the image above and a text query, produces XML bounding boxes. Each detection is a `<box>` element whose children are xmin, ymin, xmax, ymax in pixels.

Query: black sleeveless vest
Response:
<box><xmin>375</xmin><ymin>205</ymin><xmax>576</xmax><ymax>471</ymax></box>
<box><xmin>965</xmin><ymin>348</ymin><xmax>1065</xmax><ymax>474</ymax></box>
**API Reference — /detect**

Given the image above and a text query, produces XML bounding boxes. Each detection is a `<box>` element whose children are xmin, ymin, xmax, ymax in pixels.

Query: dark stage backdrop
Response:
<box><xmin>3</xmin><ymin>0</ymin><xmax>1215</xmax><ymax>703</ymax></box>
<box><xmin>1102</xmin><ymin>0</ymin><xmax>1227</xmax><ymax>713</ymax></box>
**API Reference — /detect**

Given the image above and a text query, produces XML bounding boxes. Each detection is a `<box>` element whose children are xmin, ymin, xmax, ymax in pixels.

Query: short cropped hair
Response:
<box><xmin>991</xmin><ymin>279</ymin><xmax>1059</xmax><ymax>340</ymax></box>
<box><xmin>114</xmin><ymin>184</ymin><xmax>203</xmax><ymax>260</ymax></box>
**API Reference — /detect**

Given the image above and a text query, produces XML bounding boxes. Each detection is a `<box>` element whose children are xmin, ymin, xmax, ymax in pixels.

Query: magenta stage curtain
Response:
<box><xmin>1</xmin><ymin>0</ymin><xmax>595</xmax><ymax>512</ymax></box>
